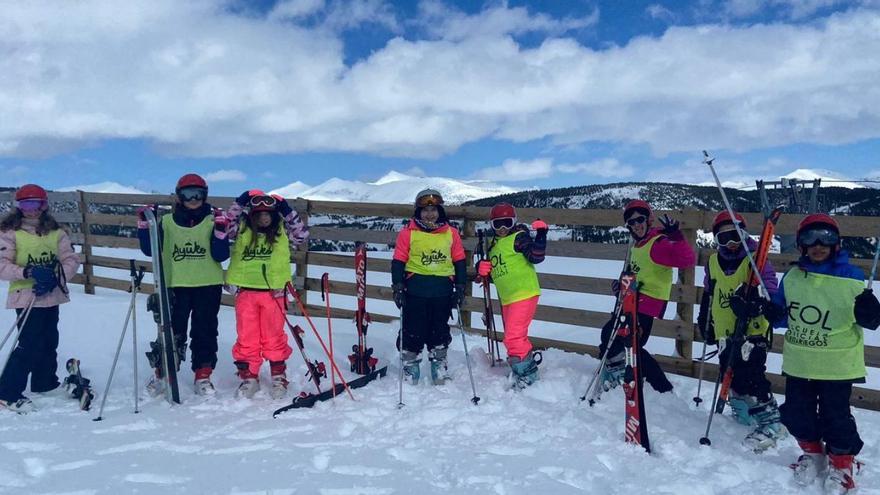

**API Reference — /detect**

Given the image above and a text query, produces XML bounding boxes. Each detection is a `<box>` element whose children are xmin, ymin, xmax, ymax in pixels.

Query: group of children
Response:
<box><xmin>0</xmin><ymin>179</ymin><xmax>877</xmax><ymax>494</ymax></box>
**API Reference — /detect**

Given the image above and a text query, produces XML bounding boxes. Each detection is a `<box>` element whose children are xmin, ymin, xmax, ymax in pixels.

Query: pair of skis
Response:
<box><xmin>474</xmin><ymin>230</ymin><xmax>504</xmax><ymax>366</ymax></box>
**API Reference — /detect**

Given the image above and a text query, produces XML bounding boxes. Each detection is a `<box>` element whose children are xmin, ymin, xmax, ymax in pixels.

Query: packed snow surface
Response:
<box><xmin>1</xmin><ymin>253</ymin><xmax>878</xmax><ymax>494</ymax></box>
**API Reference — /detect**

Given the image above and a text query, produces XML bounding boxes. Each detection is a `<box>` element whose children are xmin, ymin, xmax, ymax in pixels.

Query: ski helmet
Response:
<box><xmin>248</xmin><ymin>194</ymin><xmax>278</xmax><ymax>214</ymax></box>
<box><xmin>176</xmin><ymin>174</ymin><xmax>208</xmax><ymax>192</ymax></box>
<box><xmin>14</xmin><ymin>184</ymin><xmax>48</xmax><ymax>202</ymax></box>
<box><xmin>712</xmin><ymin>211</ymin><xmax>746</xmax><ymax>235</ymax></box>
<box><xmin>623</xmin><ymin>199</ymin><xmax>653</xmax><ymax>225</ymax></box>
<box><xmin>796</xmin><ymin>213</ymin><xmax>840</xmax><ymax>252</ymax></box>
<box><xmin>490</xmin><ymin>203</ymin><xmax>516</xmax><ymax>220</ymax></box>
<box><xmin>415</xmin><ymin>188</ymin><xmax>444</xmax><ymax>207</ymax></box>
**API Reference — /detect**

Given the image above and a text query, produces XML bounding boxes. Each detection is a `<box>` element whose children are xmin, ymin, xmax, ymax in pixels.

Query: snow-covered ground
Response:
<box><xmin>1</xmin><ymin>251</ymin><xmax>879</xmax><ymax>494</ymax></box>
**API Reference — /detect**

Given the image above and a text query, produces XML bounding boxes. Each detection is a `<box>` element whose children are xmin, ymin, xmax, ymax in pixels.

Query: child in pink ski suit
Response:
<box><xmin>476</xmin><ymin>203</ymin><xmax>547</xmax><ymax>388</ymax></box>
<box><xmin>225</xmin><ymin>190</ymin><xmax>308</xmax><ymax>399</ymax></box>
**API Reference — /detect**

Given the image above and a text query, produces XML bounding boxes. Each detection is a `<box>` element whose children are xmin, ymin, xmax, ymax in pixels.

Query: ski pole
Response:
<box><xmin>397</xmin><ymin>306</ymin><xmax>405</xmax><ymax>409</ymax></box>
<box><xmin>95</xmin><ymin>260</ymin><xmax>143</xmax><ymax>421</ymax></box>
<box><xmin>703</xmin><ymin>151</ymin><xmax>770</xmax><ymax>299</ymax></box>
<box><xmin>455</xmin><ymin>304</ymin><xmax>481</xmax><ymax>405</ymax></box>
<box><xmin>0</xmin><ymin>297</ymin><xmax>36</xmax><ymax>380</ymax></box>
<box><xmin>693</xmin><ymin>340</ymin><xmax>707</xmax><ymax>406</ymax></box>
<box><xmin>321</xmin><ymin>273</ymin><xmax>336</xmax><ymax>398</ymax></box>
<box><xmin>868</xmin><ymin>231</ymin><xmax>880</xmax><ymax>291</ymax></box>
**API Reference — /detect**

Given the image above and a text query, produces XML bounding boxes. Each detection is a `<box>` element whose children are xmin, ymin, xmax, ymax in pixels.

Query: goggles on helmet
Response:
<box><xmin>491</xmin><ymin>217</ymin><xmax>515</xmax><ymax>230</ymax></box>
<box><xmin>798</xmin><ymin>228</ymin><xmax>839</xmax><ymax>248</ymax></box>
<box><xmin>249</xmin><ymin>195</ymin><xmax>277</xmax><ymax>208</ymax></box>
<box><xmin>715</xmin><ymin>229</ymin><xmax>744</xmax><ymax>247</ymax></box>
<box><xmin>625</xmin><ymin>215</ymin><xmax>647</xmax><ymax>227</ymax></box>
<box><xmin>178</xmin><ymin>186</ymin><xmax>207</xmax><ymax>202</ymax></box>
<box><xmin>16</xmin><ymin>199</ymin><xmax>47</xmax><ymax>213</ymax></box>
<box><xmin>416</xmin><ymin>194</ymin><xmax>444</xmax><ymax>207</ymax></box>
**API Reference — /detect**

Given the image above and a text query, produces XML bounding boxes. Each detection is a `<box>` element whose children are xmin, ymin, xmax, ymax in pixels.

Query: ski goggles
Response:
<box><xmin>625</xmin><ymin>215</ymin><xmax>647</xmax><ymax>227</ymax></box>
<box><xmin>798</xmin><ymin>228</ymin><xmax>839</xmax><ymax>247</ymax></box>
<box><xmin>249</xmin><ymin>195</ymin><xmax>277</xmax><ymax>209</ymax></box>
<box><xmin>715</xmin><ymin>229</ymin><xmax>744</xmax><ymax>247</ymax></box>
<box><xmin>416</xmin><ymin>194</ymin><xmax>444</xmax><ymax>207</ymax></box>
<box><xmin>178</xmin><ymin>187</ymin><xmax>207</xmax><ymax>202</ymax></box>
<box><xmin>491</xmin><ymin>217</ymin><xmax>515</xmax><ymax>230</ymax></box>
<box><xmin>15</xmin><ymin>199</ymin><xmax>47</xmax><ymax>213</ymax></box>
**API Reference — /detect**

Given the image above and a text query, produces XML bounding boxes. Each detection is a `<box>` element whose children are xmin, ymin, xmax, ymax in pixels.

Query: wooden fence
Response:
<box><xmin>3</xmin><ymin>190</ymin><xmax>880</xmax><ymax>410</ymax></box>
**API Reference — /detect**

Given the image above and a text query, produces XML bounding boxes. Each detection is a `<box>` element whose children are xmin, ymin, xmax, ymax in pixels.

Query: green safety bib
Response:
<box><xmin>10</xmin><ymin>230</ymin><xmax>61</xmax><ymax>292</ymax></box>
<box><xmin>629</xmin><ymin>235</ymin><xmax>672</xmax><ymax>301</ymax></box>
<box><xmin>404</xmin><ymin>229</ymin><xmax>455</xmax><ymax>277</ymax></box>
<box><xmin>708</xmin><ymin>254</ymin><xmax>769</xmax><ymax>340</ymax></box>
<box><xmin>227</xmin><ymin>225</ymin><xmax>291</xmax><ymax>289</ymax></box>
<box><xmin>781</xmin><ymin>269</ymin><xmax>865</xmax><ymax>381</ymax></box>
<box><xmin>488</xmin><ymin>232</ymin><xmax>540</xmax><ymax>305</ymax></box>
<box><xmin>161</xmin><ymin>214</ymin><xmax>224</xmax><ymax>288</ymax></box>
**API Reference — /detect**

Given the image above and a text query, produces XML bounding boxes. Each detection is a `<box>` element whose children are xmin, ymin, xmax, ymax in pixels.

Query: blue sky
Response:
<box><xmin>1</xmin><ymin>0</ymin><xmax>879</xmax><ymax>196</ymax></box>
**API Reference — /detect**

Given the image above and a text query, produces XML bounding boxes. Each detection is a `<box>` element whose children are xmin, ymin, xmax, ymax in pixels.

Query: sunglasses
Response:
<box><xmin>249</xmin><ymin>195</ymin><xmax>277</xmax><ymax>208</ymax></box>
<box><xmin>178</xmin><ymin>187</ymin><xmax>206</xmax><ymax>202</ymax></box>
<box><xmin>491</xmin><ymin>217</ymin><xmax>514</xmax><ymax>230</ymax></box>
<box><xmin>625</xmin><ymin>215</ymin><xmax>647</xmax><ymax>227</ymax></box>
<box><xmin>798</xmin><ymin>228</ymin><xmax>839</xmax><ymax>248</ymax></box>
<box><xmin>416</xmin><ymin>194</ymin><xmax>444</xmax><ymax>207</ymax></box>
<box><xmin>715</xmin><ymin>230</ymin><xmax>743</xmax><ymax>247</ymax></box>
<box><xmin>16</xmin><ymin>199</ymin><xmax>46</xmax><ymax>213</ymax></box>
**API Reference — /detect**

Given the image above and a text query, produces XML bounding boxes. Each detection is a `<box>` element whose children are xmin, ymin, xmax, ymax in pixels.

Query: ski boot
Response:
<box><xmin>269</xmin><ymin>361</ymin><xmax>289</xmax><ymax>400</ymax></box>
<box><xmin>0</xmin><ymin>397</ymin><xmax>35</xmax><ymax>414</ymax></box>
<box><xmin>401</xmin><ymin>351</ymin><xmax>421</xmax><ymax>385</ymax></box>
<box><xmin>791</xmin><ymin>440</ymin><xmax>826</xmax><ymax>486</ymax></box>
<box><xmin>825</xmin><ymin>453</ymin><xmax>859</xmax><ymax>494</ymax></box>
<box><xmin>145</xmin><ymin>368</ymin><xmax>166</xmax><ymax>397</ymax></box>
<box><xmin>234</xmin><ymin>361</ymin><xmax>260</xmax><ymax>399</ymax></box>
<box><xmin>508</xmin><ymin>351</ymin><xmax>541</xmax><ymax>389</ymax></box>
<box><xmin>429</xmin><ymin>346</ymin><xmax>451</xmax><ymax>386</ymax></box>
<box><xmin>193</xmin><ymin>367</ymin><xmax>216</xmax><ymax>396</ymax></box>
<box><xmin>600</xmin><ymin>352</ymin><xmax>625</xmax><ymax>392</ymax></box>
<box><xmin>742</xmin><ymin>397</ymin><xmax>787</xmax><ymax>452</ymax></box>
<box><xmin>727</xmin><ymin>391</ymin><xmax>757</xmax><ymax>426</ymax></box>
<box><xmin>174</xmin><ymin>335</ymin><xmax>188</xmax><ymax>366</ymax></box>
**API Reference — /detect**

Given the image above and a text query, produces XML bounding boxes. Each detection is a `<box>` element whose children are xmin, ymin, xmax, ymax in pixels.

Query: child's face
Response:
<box><xmin>807</xmin><ymin>244</ymin><xmax>832</xmax><ymax>264</ymax></box>
<box><xmin>625</xmin><ymin>212</ymin><xmax>649</xmax><ymax>238</ymax></box>
<box><xmin>420</xmin><ymin>205</ymin><xmax>439</xmax><ymax>224</ymax></box>
<box><xmin>255</xmin><ymin>212</ymin><xmax>272</xmax><ymax>228</ymax></box>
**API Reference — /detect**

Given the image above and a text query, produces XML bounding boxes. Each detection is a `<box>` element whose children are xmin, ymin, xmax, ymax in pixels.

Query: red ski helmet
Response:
<box><xmin>15</xmin><ymin>184</ymin><xmax>48</xmax><ymax>201</ymax></box>
<box><xmin>490</xmin><ymin>203</ymin><xmax>516</xmax><ymax>220</ymax></box>
<box><xmin>623</xmin><ymin>199</ymin><xmax>653</xmax><ymax>225</ymax></box>
<box><xmin>712</xmin><ymin>211</ymin><xmax>747</xmax><ymax>235</ymax></box>
<box><xmin>797</xmin><ymin>213</ymin><xmax>839</xmax><ymax>237</ymax></box>
<box><xmin>176</xmin><ymin>173</ymin><xmax>208</xmax><ymax>192</ymax></box>
<box><xmin>796</xmin><ymin>213</ymin><xmax>840</xmax><ymax>254</ymax></box>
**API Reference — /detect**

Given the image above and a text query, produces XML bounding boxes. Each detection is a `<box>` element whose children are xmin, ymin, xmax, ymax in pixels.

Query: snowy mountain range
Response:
<box><xmin>57</xmin><ymin>182</ymin><xmax>149</xmax><ymax>195</ymax></box>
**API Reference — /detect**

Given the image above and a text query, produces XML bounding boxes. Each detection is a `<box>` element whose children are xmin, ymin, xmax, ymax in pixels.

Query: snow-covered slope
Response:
<box><xmin>271</xmin><ymin>170</ymin><xmax>518</xmax><ymax>204</ymax></box>
<box><xmin>57</xmin><ymin>182</ymin><xmax>148</xmax><ymax>194</ymax></box>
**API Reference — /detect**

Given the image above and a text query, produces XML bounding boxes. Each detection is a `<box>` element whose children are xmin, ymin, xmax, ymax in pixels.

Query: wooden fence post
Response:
<box><xmin>675</xmin><ymin>210</ymin><xmax>701</xmax><ymax>372</ymax></box>
<box><xmin>461</xmin><ymin>216</ymin><xmax>477</xmax><ymax>330</ymax></box>
<box><xmin>76</xmin><ymin>190</ymin><xmax>95</xmax><ymax>295</ymax></box>
<box><xmin>294</xmin><ymin>198</ymin><xmax>310</xmax><ymax>311</ymax></box>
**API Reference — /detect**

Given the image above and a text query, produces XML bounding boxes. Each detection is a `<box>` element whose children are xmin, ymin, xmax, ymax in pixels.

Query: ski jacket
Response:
<box><xmin>486</xmin><ymin>226</ymin><xmax>544</xmax><ymax>305</ymax></box>
<box><xmin>631</xmin><ymin>227</ymin><xmax>696</xmax><ymax>318</ymax></box>
<box><xmin>138</xmin><ymin>203</ymin><xmax>230</xmax><ymax>264</ymax></box>
<box><xmin>0</xmin><ymin>219</ymin><xmax>80</xmax><ymax>309</ymax></box>
<box><xmin>772</xmin><ymin>250</ymin><xmax>866</xmax><ymax>381</ymax></box>
<box><xmin>392</xmin><ymin>220</ymin><xmax>466</xmax><ymax>298</ymax></box>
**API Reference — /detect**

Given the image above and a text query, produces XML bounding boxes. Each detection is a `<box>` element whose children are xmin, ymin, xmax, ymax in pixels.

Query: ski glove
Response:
<box><xmin>729</xmin><ymin>284</ymin><xmax>765</xmax><ymax>320</ymax></box>
<box><xmin>392</xmin><ymin>282</ymin><xmax>406</xmax><ymax>309</ymax></box>
<box><xmin>697</xmin><ymin>309</ymin><xmax>717</xmax><ymax>345</ymax></box>
<box><xmin>213</xmin><ymin>208</ymin><xmax>229</xmax><ymax>235</ymax></box>
<box><xmin>610</xmin><ymin>279</ymin><xmax>621</xmax><ymax>296</ymax></box>
<box><xmin>658</xmin><ymin>214</ymin><xmax>680</xmax><ymax>235</ymax></box>
<box><xmin>26</xmin><ymin>265</ymin><xmax>58</xmax><ymax>296</ymax></box>
<box><xmin>854</xmin><ymin>289</ymin><xmax>880</xmax><ymax>330</ymax></box>
<box><xmin>271</xmin><ymin>194</ymin><xmax>293</xmax><ymax>217</ymax></box>
<box><xmin>477</xmin><ymin>260</ymin><xmax>492</xmax><ymax>278</ymax></box>
<box><xmin>136</xmin><ymin>204</ymin><xmax>157</xmax><ymax>229</ymax></box>
<box><xmin>451</xmin><ymin>283</ymin><xmax>466</xmax><ymax>309</ymax></box>
<box><xmin>531</xmin><ymin>219</ymin><xmax>549</xmax><ymax>233</ymax></box>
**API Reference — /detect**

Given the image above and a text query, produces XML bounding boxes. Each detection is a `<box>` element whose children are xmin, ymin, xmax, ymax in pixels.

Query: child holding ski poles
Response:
<box><xmin>225</xmin><ymin>190</ymin><xmax>309</xmax><ymax>399</ymax></box>
<box><xmin>475</xmin><ymin>202</ymin><xmax>547</xmax><ymax>388</ymax></box>
<box><xmin>137</xmin><ymin>174</ymin><xmax>229</xmax><ymax>396</ymax></box>
<box><xmin>598</xmin><ymin>200</ymin><xmax>696</xmax><ymax>393</ymax></box>
<box><xmin>0</xmin><ymin>184</ymin><xmax>80</xmax><ymax>414</ymax></box>
<box><xmin>751</xmin><ymin>213</ymin><xmax>880</xmax><ymax>493</ymax></box>
<box><xmin>696</xmin><ymin>211</ymin><xmax>784</xmax><ymax>451</ymax></box>
<box><xmin>391</xmin><ymin>189</ymin><xmax>467</xmax><ymax>386</ymax></box>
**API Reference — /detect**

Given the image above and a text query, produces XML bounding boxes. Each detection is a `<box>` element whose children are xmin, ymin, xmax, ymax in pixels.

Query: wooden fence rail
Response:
<box><xmin>2</xmin><ymin>190</ymin><xmax>879</xmax><ymax>410</ymax></box>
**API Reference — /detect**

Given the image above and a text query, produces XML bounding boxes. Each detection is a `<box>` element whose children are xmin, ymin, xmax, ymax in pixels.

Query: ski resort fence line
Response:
<box><xmin>6</xmin><ymin>190</ymin><xmax>880</xmax><ymax>410</ymax></box>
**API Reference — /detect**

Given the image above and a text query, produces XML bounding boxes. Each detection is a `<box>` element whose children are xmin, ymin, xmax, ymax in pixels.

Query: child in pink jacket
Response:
<box><xmin>0</xmin><ymin>185</ymin><xmax>80</xmax><ymax>414</ymax></box>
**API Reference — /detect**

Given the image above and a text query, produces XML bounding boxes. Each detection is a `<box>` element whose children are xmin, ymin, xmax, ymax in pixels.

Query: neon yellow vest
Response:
<box><xmin>781</xmin><ymin>269</ymin><xmax>865</xmax><ymax>381</ymax></box>
<box><xmin>630</xmin><ymin>236</ymin><xmax>672</xmax><ymax>301</ymax></box>
<box><xmin>404</xmin><ymin>229</ymin><xmax>454</xmax><ymax>277</ymax></box>
<box><xmin>11</xmin><ymin>230</ymin><xmax>61</xmax><ymax>292</ymax></box>
<box><xmin>226</xmin><ymin>225</ymin><xmax>291</xmax><ymax>290</ymax></box>
<box><xmin>161</xmin><ymin>214</ymin><xmax>224</xmax><ymax>288</ymax></box>
<box><xmin>708</xmin><ymin>254</ymin><xmax>769</xmax><ymax>340</ymax></box>
<box><xmin>488</xmin><ymin>232</ymin><xmax>541</xmax><ymax>305</ymax></box>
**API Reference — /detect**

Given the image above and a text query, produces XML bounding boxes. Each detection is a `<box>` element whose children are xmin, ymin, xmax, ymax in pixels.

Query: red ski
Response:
<box><xmin>349</xmin><ymin>242</ymin><xmax>379</xmax><ymax>375</ymax></box>
<box><xmin>619</xmin><ymin>275</ymin><xmax>650</xmax><ymax>452</ymax></box>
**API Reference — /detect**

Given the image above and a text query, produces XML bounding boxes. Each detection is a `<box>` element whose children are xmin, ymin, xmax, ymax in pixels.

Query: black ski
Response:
<box><xmin>143</xmin><ymin>208</ymin><xmax>181</xmax><ymax>404</ymax></box>
<box><xmin>273</xmin><ymin>366</ymin><xmax>388</xmax><ymax>417</ymax></box>
<box><xmin>63</xmin><ymin>358</ymin><xmax>95</xmax><ymax>411</ymax></box>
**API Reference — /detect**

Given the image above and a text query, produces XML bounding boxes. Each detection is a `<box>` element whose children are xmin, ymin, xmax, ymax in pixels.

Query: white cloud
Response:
<box><xmin>646</xmin><ymin>4</ymin><xmax>677</xmax><ymax>22</ymax></box>
<box><xmin>721</xmin><ymin>0</ymin><xmax>849</xmax><ymax>19</ymax></box>
<box><xmin>0</xmin><ymin>1</ymin><xmax>879</xmax><ymax>161</ymax></box>
<box><xmin>475</xmin><ymin>158</ymin><xmax>555</xmax><ymax>181</ymax></box>
<box><xmin>557</xmin><ymin>158</ymin><xmax>635</xmax><ymax>178</ymax></box>
<box><xmin>205</xmin><ymin>169</ymin><xmax>247</xmax><ymax>182</ymax></box>
<box><xmin>269</xmin><ymin>0</ymin><xmax>325</xmax><ymax>21</ymax></box>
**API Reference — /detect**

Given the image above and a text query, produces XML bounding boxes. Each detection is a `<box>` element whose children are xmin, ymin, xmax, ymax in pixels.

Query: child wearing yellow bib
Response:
<box><xmin>0</xmin><ymin>185</ymin><xmax>80</xmax><ymax>414</ymax></box>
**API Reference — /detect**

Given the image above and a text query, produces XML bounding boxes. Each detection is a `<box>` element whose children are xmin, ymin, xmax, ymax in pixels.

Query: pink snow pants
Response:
<box><xmin>501</xmin><ymin>295</ymin><xmax>539</xmax><ymax>359</ymax></box>
<box><xmin>232</xmin><ymin>290</ymin><xmax>292</xmax><ymax>376</ymax></box>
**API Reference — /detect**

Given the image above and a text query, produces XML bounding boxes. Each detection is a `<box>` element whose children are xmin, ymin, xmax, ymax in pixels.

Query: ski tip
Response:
<box><xmin>699</xmin><ymin>437</ymin><xmax>712</xmax><ymax>446</ymax></box>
